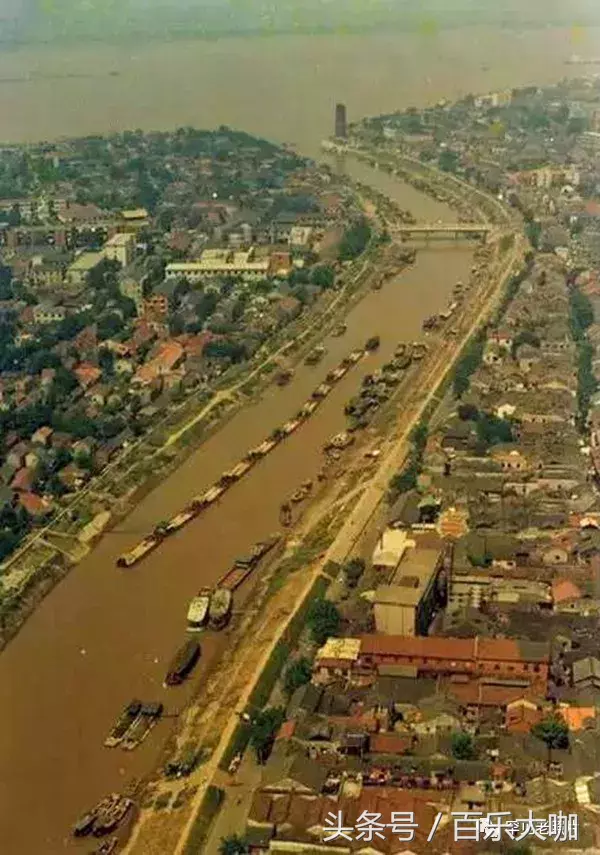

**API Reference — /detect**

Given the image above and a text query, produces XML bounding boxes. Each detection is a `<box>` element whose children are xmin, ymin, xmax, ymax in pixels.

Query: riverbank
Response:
<box><xmin>0</xmin><ymin>194</ymin><xmax>406</xmax><ymax>649</ymax></box>
<box><xmin>127</xmin><ymin>149</ymin><xmax>524</xmax><ymax>855</ymax></box>
<box><xmin>0</xmin><ymin>155</ymin><xmax>481</xmax><ymax>853</ymax></box>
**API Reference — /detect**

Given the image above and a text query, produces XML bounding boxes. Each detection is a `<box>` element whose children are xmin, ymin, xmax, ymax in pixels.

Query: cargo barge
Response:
<box><xmin>305</xmin><ymin>345</ymin><xmax>326</xmax><ymax>365</ymax></box>
<box><xmin>186</xmin><ymin>587</ymin><xmax>212</xmax><ymax>631</ymax></box>
<box><xmin>165</xmin><ymin>640</ymin><xmax>200</xmax><ymax>686</ymax></box>
<box><xmin>208</xmin><ymin>587</ymin><xmax>233</xmax><ymax>629</ymax></box>
<box><xmin>214</xmin><ymin>534</ymin><xmax>280</xmax><ymax>595</ymax></box>
<box><xmin>93</xmin><ymin>795</ymin><xmax>133</xmax><ymax>836</ymax></box>
<box><xmin>122</xmin><ymin>702</ymin><xmax>163</xmax><ymax>750</ymax></box>
<box><xmin>117</xmin><ymin>350</ymin><xmax>364</xmax><ymax>568</ymax></box>
<box><xmin>73</xmin><ymin>794</ymin><xmax>133</xmax><ymax>838</ymax></box>
<box><xmin>104</xmin><ymin>700</ymin><xmax>142</xmax><ymax>748</ymax></box>
<box><xmin>91</xmin><ymin>839</ymin><xmax>118</xmax><ymax>855</ymax></box>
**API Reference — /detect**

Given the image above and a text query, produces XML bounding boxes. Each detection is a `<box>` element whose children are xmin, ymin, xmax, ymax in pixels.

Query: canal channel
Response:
<box><xmin>0</xmin><ymin>162</ymin><xmax>476</xmax><ymax>854</ymax></box>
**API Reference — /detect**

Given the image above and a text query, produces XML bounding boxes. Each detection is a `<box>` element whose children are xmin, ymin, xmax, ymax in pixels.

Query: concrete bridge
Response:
<box><xmin>390</xmin><ymin>222</ymin><xmax>493</xmax><ymax>242</ymax></box>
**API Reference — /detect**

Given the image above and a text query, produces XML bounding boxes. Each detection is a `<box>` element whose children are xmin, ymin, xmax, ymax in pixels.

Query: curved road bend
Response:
<box><xmin>0</xmin><ymin>169</ymin><xmax>474</xmax><ymax>854</ymax></box>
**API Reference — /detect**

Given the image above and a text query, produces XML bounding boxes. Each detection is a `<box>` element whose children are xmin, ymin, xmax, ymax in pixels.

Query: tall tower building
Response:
<box><xmin>335</xmin><ymin>103</ymin><xmax>347</xmax><ymax>139</ymax></box>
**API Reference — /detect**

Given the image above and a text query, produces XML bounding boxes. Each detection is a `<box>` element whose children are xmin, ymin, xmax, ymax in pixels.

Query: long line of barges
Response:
<box><xmin>116</xmin><ymin>348</ymin><xmax>366</xmax><ymax>568</ymax></box>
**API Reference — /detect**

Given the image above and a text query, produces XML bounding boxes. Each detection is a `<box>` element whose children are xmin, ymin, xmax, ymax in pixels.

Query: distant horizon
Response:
<box><xmin>2</xmin><ymin>1</ymin><xmax>600</xmax><ymax>48</ymax></box>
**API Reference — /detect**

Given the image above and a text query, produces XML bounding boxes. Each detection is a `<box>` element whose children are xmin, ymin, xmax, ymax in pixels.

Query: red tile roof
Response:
<box><xmin>562</xmin><ymin>706</ymin><xmax>596</xmax><ymax>731</ymax></box>
<box><xmin>75</xmin><ymin>363</ymin><xmax>101</xmax><ymax>389</ymax></box>
<box><xmin>448</xmin><ymin>682</ymin><xmax>539</xmax><ymax>708</ymax></box>
<box><xmin>360</xmin><ymin>635</ymin><xmax>475</xmax><ymax>661</ymax></box>
<box><xmin>134</xmin><ymin>339</ymin><xmax>184</xmax><ymax>384</ymax></box>
<box><xmin>276</xmin><ymin>720</ymin><xmax>296</xmax><ymax>741</ymax></box>
<box><xmin>11</xmin><ymin>467</ymin><xmax>35</xmax><ymax>492</ymax></box>
<box><xmin>369</xmin><ymin>733</ymin><xmax>411</xmax><ymax>755</ymax></box>
<box><xmin>552</xmin><ymin>578</ymin><xmax>583</xmax><ymax>603</ymax></box>
<box><xmin>18</xmin><ymin>491</ymin><xmax>51</xmax><ymax>517</ymax></box>
<box><xmin>505</xmin><ymin>699</ymin><xmax>543</xmax><ymax>733</ymax></box>
<box><xmin>359</xmin><ymin>636</ymin><xmax>548</xmax><ymax>666</ymax></box>
<box><xmin>477</xmin><ymin>638</ymin><xmax>522</xmax><ymax>662</ymax></box>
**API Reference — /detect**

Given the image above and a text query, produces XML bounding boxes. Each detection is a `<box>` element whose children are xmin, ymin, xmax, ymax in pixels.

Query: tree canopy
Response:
<box><xmin>339</xmin><ymin>218</ymin><xmax>371</xmax><ymax>261</ymax></box>
<box><xmin>343</xmin><ymin>557</ymin><xmax>365</xmax><ymax>588</ymax></box>
<box><xmin>284</xmin><ymin>657</ymin><xmax>312</xmax><ymax>696</ymax></box>
<box><xmin>249</xmin><ymin>706</ymin><xmax>285</xmax><ymax>765</ymax></box>
<box><xmin>451</xmin><ymin>731</ymin><xmax>476</xmax><ymax>760</ymax></box>
<box><xmin>219</xmin><ymin>835</ymin><xmax>250</xmax><ymax>855</ymax></box>
<box><xmin>306</xmin><ymin>598</ymin><xmax>341</xmax><ymax>645</ymax></box>
<box><xmin>532</xmin><ymin>714</ymin><xmax>569</xmax><ymax>753</ymax></box>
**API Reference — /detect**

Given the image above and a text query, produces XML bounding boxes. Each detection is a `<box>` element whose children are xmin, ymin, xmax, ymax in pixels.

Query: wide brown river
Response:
<box><xmin>0</xmin><ymin>23</ymin><xmax>592</xmax><ymax>854</ymax></box>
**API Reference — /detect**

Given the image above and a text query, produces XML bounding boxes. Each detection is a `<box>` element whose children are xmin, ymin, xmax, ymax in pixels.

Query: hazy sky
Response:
<box><xmin>1</xmin><ymin>0</ymin><xmax>599</xmax><ymax>43</ymax></box>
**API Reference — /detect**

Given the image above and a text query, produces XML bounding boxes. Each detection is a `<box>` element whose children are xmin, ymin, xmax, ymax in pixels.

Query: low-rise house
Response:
<box><xmin>560</xmin><ymin>705</ymin><xmax>596</xmax><ymax>732</ymax></box>
<box><xmin>552</xmin><ymin>578</ymin><xmax>583</xmax><ymax>607</ymax></box>
<box><xmin>313</xmin><ymin>638</ymin><xmax>361</xmax><ymax>684</ymax></box>
<box><xmin>515</xmin><ymin>343</ymin><xmax>541</xmax><ymax>372</ymax></box>
<box><xmin>86</xmin><ymin>384</ymin><xmax>110</xmax><ymax>407</ymax></box>
<box><xmin>505</xmin><ymin>698</ymin><xmax>544</xmax><ymax>733</ymax></box>
<box><xmin>7</xmin><ymin>442</ymin><xmax>29</xmax><ymax>470</ymax></box>
<box><xmin>75</xmin><ymin>363</ymin><xmax>102</xmax><ymax>389</ymax></box>
<box><xmin>24</xmin><ymin>449</ymin><xmax>41</xmax><ymax>470</ymax></box>
<box><xmin>492</xmin><ymin>448</ymin><xmax>528</xmax><ymax>472</ymax></box>
<box><xmin>33</xmin><ymin>302</ymin><xmax>67</xmax><ymax>325</ymax></box>
<box><xmin>18</xmin><ymin>491</ymin><xmax>52</xmax><ymax>518</ymax></box>
<box><xmin>57</xmin><ymin>463</ymin><xmax>89</xmax><ymax>491</ymax></box>
<box><xmin>572</xmin><ymin>657</ymin><xmax>600</xmax><ymax>692</ymax></box>
<box><xmin>115</xmin><ymin>358</ymin><xmax>135</xmax><ymax>376</ymax></box>
<box><xmin>11</xmin><ymin>467</ymin><xmax>36</xmax><ymax>492</ymax></box>
<box><xmin>31</xmin><ymin>426</ymin><xmax>53</xmax><ymax>447</ymax></box>
<box><xmin>132</xmin><ymin>339</ymin><xmax>184</xmax><ymax>386</ymax></box>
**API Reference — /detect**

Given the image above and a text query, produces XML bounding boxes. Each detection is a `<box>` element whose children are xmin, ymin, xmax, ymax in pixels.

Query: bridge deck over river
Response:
<box><xmin>390</xmin><ymin>222</ymin><xmax>493</xmax><ymax>241</ymax></box>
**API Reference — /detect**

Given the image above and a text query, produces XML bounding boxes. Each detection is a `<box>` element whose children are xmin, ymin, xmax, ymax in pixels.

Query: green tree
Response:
<box><xmin>306</xmin><ymin>598</ymin><xmax>341</xmax><ymax>645</ymax></box>
<box><xmin>284</xmin><ymin>657</ymin><xmax>312</xmax><ymax>696</ymax></box>
<box><xmin>219</xmin><ymin>835</ymin><xmax>249</xmax><ymax>855</ymax></box>
<box><xmin>451</xmin><ymin>731</ymin><xmax>476</xmax><ymax>760</ymax></box>
<box><xmin>339</xmin><ymin>218</ymin><xmax>371</xmax><ymax>262</ymax></box>
<box><xmin>525</xmin><ymin>219</ymin><xmax>541</xmax><ymax>249</ymax></box>
<box><xmin>311</xmin><ymin>265</ymin><xmax>335</xmax><ymax>289</ymax></box>
<box><xmin>249</xmin><ymin>706</ymin><xmax>285</xmax><ymax>765</ymax></box>
<box><xmin>475</xmin><ymin>413</ymin><xmax>514</xmax><ymax>447</ymax></box>
<box><xmin>389</xmin><ymin>466</ymin><xmax>418</xmax><ymax>496</ymax></box>
<box><xmin>532</xmin><ymin>714</ymin><xmax>569</xmax><ymax>760</ymax></box>
<box><xmin>453</xmin><ymin>333</ymin><xmax>485</xmax><ymax>398</ymax></box>
<box><xmin>98</xmin><ymin>348</ymin><xmax>115</xmax><ymax>377</ymax></box>
<box><xmin>52</xmin><ymin>366</ymin><xmax>78</xmax><ymax>399</ymax></box>
<box><xmin>512</xmin><ymin>329</ymin><xmax>540</xmax><ymax>355</ymax></box>
<box><xmin>438</xmin><ymin>149</ymin><xmax>460</xmax><ymax>173</ymax></box>
<box><xmin>343</xmin><ymin>557</ymin><xmax>365</xmax><ymax>588</ymax></box>
<box><xmin>458</xmin><ymin>403</ymin><xmax>479</xmax><ymax>421</ymax></box>
<box><xmin>97</xmin><ymin>311</ymin><xmax>125</xmax><ymax>341</ymax></box>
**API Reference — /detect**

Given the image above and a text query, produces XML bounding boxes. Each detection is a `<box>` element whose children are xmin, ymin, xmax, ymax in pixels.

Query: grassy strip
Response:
<box><xmin>182</xmin><ymin>785</ymin><xmax>224</xmax><ymax>855</ymax></box>
<box><xmin>218</xmin><ymin>574</ymin><xmax>330</xmax><ymax>770</ymax></box>
<box><xmin>387</xmin><ymin>421</ymin><xmax>429</xmax><ymax>501</ymax></box>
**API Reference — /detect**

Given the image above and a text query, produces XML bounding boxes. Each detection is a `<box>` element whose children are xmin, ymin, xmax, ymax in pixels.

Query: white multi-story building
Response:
<box><xmin>165</xmin><ymin>248</ymin><xmax>270</xmax><ymax>283</ymax></box>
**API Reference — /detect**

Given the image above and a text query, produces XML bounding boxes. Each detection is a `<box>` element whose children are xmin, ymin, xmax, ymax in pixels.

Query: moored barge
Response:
<box><xmin>165</xmin><ymin>640</ymin><xmax>200</xmax><ymax>686</ymax></box>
